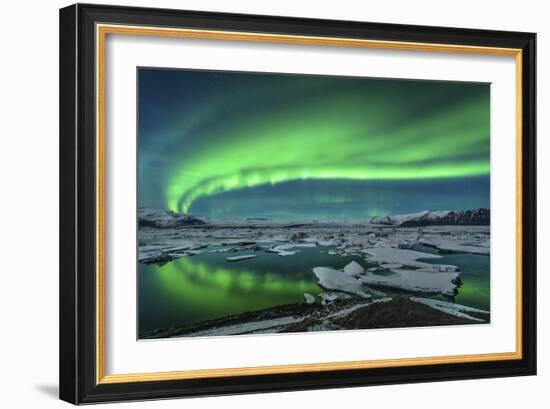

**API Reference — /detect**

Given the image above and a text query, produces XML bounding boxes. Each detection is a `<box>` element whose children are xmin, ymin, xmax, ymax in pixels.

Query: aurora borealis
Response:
<box><xmin>137</xmin><ymin>71</ymin><xmax>491</xmax><ymax>336</ymax></box>
<box><xmin>138</xmin><ymin>68</ymin><xmax>490</xmax><ymax>220</ymax></box>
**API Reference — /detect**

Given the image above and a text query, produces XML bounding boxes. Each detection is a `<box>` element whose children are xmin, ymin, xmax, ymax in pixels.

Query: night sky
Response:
<box><xmin>138</xmin><ymin>68</ymin><xmax>490</xmax><ymax>221</ymax></box>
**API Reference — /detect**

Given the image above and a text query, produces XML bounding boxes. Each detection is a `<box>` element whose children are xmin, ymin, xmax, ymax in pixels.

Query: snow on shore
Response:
<box><xmin>410</xmin><ymin>297</ymin><xmax>489</xmax><ymax>322</ymax></box>
<box><xmin>176</xmin><ymin>316</ymin><xmax>304</xmax><ymax>337</ymax></box>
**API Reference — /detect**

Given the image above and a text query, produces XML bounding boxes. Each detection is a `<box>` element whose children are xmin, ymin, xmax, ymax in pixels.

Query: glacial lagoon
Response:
<box><xmin>139</xmin><ymin>239</ymin><xmax>490</xmax><ymax>336</ymax></box>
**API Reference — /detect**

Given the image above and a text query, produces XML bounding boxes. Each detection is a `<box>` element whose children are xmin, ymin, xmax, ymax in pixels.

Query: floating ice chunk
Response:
<box><xmin>318</xmin><ymin>291</ymin><xmax>353</xmax><ymax>306</ymax></box>
<box><xmin>364</xmin><ymin>247</ymin><xmax>457</xmax><ymax>272</ymax></box>
<box><xmin>268</xmin><ymin>242</ymin><xmax>316</xmax><ymax>256</ymax></box>
<box><xmin>343</xmin><ymin>261</ymin><xmax>365</xmax><ymax>277</ymax></box>
<box><xmin>410</xmin><ymin>297</ymin><xmax>488</xmax><ymax>322</ymax></box>
<box><xmin>360</xmin><ymin>269</ymin><xmax>460</xmax><ymax>296</ymax></box>
<box><xmin>139</xmin><ymin>244</ymin><xmax>181</xmax><ymax>253</ymax></box>
<box><xmin>365</xmin><ymin>247</ymin><xmax>441</xmax><ymax>266</ymax></box>
<box><xmin>304</xmin><ymin>293</ymin><xmax>316</xmax><ymax>304</ymax></box>
<box><xmin>419</xmin><ymin>236</ymin><xmax>490</xmax><ymax>255</ymax></box>
<box><xmin>226</xmin><ymin>255</ymin><xmax>257</xmax><ymax>262</ymax></box>
<box><xmin>172</xmin><ymin>249</ymin><xmax>204</xmax><ymax>257</ymax></box>
<box><xmin>275</xmin><ymin>250</ymin><xmax>296</xmax><ymax>256</ymax></box>
<box><xmin>283</xmin><ymin>243</ymin><xmax>316</xmax><ymax>249</ymax></box>
<box><xmin>313</xmin><ymin>267</ymin><xmax>371</xmax><ymax>298</ymax></box>
<box><xmin>319</xmin><ymin>291</ymin><xmax>340</xmax><ymax>305</ymax></box>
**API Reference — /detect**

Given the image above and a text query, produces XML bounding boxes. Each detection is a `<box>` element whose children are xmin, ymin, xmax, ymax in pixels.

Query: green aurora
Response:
<box><xmin>138</xmin><ymin>69</ymin><xmax>490</xmax><ymax>219</ymax></box>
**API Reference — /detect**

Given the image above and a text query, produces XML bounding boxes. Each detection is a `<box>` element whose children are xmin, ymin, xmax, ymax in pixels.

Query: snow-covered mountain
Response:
<box><xmin>138</xmin><ymin>208</ymin><xmax>206</xmax><ymax>228</ymax></box>
<box><xmin>368</xmin><ymin>208</ymin><xmax>489</xmax><ymax>227</ymax></box>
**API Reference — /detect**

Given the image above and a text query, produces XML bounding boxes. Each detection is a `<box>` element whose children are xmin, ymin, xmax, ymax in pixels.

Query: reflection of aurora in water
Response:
<box><xmin>138</xmin><ymin>69</ymin><xmax>490</xmax><ymax>219</ymax></box>
<box><xmin>139</xmin><ymin>252</ymin><xmax>325</xmax><ymax>333</ymax></box>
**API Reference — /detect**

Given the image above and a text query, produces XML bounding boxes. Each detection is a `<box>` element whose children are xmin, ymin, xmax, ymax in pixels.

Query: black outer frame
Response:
<box><xmin>59</xmin><ymin>3</ymin><xmax>536</xmax><ymax>405</ymax></box>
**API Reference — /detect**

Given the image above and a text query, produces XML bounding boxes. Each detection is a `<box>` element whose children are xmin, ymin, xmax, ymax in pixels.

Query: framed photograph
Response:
<box><xmin>59</xmin><ymin>3</ymin><xmax>536</xmax><ymax>404</ymax></box>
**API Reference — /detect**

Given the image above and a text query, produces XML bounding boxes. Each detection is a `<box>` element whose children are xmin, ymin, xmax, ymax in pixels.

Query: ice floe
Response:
<box><xmin>313</xmin><ymin>267</ymin><xmax>371</xmax><ymax>298</ymax></box>
<box><xmin>268</xmin><ymin>242</ymin><xmax>316</xmax><ymax>256</ymax></box>
<box><xmin>419</xmin><ymin>235</ymin><xmax>490</xmax><ymax>255</ymax></box>
<box><xmin>226</xmin><ymin>255</ymin><xmax>257</xmax><ymax>262</ymax></box>
<box><xmin>364</xmin><ymin>247</ymin><xmax>457</xmax><ymax>272</ymax></box>
<box><xmin>360</xmin><ymin>269</ymin><xmax>460</xmax><ymax>296</ymax></box>
<box><xmin>314</xmin><ymin>257</ymin><xmax>460</xmax><ymax>297</ymax></box>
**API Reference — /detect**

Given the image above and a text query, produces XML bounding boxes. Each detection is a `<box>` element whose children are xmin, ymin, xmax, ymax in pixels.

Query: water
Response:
<box><xmin>139</xmin><ymin>245</ymin><xmax>490</xmax><ymax>335</ymax></box>
<box><xmin>138</xmin><ymin>246</ymin><xmax>370</xmax><ymax>333</ymax></box>
<box><xmin>415</xmin><ymin>245</ymin><xmax>490</xmax><ymax>310</ymax></box>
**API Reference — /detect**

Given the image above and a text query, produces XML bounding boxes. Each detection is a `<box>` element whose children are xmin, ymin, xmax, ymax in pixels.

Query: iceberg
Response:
<box><xmin>343</xmin><ymin>261</ymin><xmax>365</xmax><ymax>277</ymax></box>
<box><xmin>312</xmin><ymin>266</ymin><xmax>371</xmax><ymax>298</ymax></box>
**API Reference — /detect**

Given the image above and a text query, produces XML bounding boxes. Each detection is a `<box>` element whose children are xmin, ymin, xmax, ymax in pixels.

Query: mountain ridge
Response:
<box><xmin>368</xmin><ymin>208</ymin><xmax>489</xmax><ymax>227</ymax></box>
